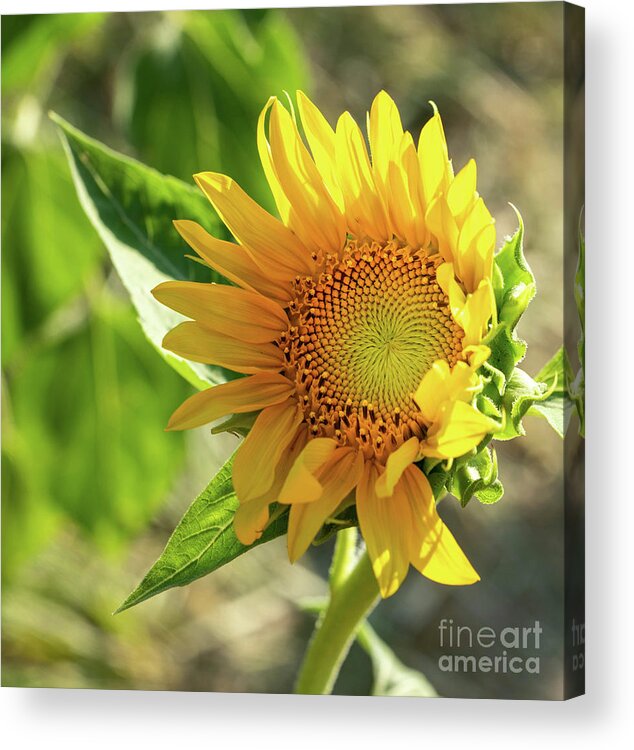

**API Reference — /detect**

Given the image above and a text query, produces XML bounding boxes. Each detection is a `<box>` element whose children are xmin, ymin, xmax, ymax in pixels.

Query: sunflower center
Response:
<box><xmin>281</xmin><ymin>240</ymin><xmax>464</xmax><ymax>462</ymax></box>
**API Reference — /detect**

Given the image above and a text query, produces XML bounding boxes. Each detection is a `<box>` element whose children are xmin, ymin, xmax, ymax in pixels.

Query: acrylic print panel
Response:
<box><xmin>1</xmin><ymin>2</ymin><xmax>584</xmax><ymax>699</ymax></box>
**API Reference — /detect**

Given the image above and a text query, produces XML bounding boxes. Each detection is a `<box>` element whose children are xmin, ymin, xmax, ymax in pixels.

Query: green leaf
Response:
<box><xmin>357</xmin><ymin>623</ymin><xmax>438</xmax><ymax>697</ymax></box>
<box><xmin>529</xmin><ymin>345</ymin><xmax>574</xmax><ymax>438</ymax></box>
<box><xmin>51</xmin><ymin>113</ymin><xmax>232</xmax><ymax>390</ymax></box>
<box><xmin>116</xmin><ymin>454</ymin><xmax>288</xmax><ymax>613</ymax></box>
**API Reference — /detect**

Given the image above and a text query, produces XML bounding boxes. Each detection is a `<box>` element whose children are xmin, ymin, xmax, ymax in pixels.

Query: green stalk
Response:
<box><xmin>328</xmin><ymin>526</ymin><xmax>359</xmax><ymax>592</ymax></box>
<box><xmin>295</xmin><ymin>541</ymin><xmax>380</xmax><ymax>695</ymax></box>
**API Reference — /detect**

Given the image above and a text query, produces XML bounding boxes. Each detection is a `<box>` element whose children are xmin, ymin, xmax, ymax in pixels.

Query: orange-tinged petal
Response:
<box><xmin>233</xmin><ymin>493</ymin><xmax>273</xmax><ymax>546</ymax></box>
<box><xmin>375</xmin><ymin>437</ymin><xmax>419</xmax><ymax>498</ymax></box>
<box><xmin>296</xmin><ymin>90</ymin><xmax>344</xmax><ymax>212</ymax></box>
<box><xmin>233</xmin><ymin>400</ymin><xmax>302</xmax><ymax>503</ymax></box>
<box><xmin>152</xmin><ymin>281</ymin><xmax>288</xmax><ymax>344</ymax></box>
<box><xmin>401</xmin><ymin>466</ymin><xmax>480</xmax><ymax>585</ymax></box>
<box><xmin>234</xmin><ymin>426</ymin><xmax>308</xmax><ymax>545</ymax></box>
<box><xmin>287</xmin><ymin>448</ymin><xmax>363</xmax><ymax>562</ymax></box>
<box><xmin>335</xmin><ymin>111</ymin><xmax>391</xmax><ymax>241</ymax></box>
<box><xmin>194</xmin><ymin>172</ymin><xmax>313</xmax><ymax>276</ymax></box>
<box><xmin>278</xmin><ymin>437</ymin><xmax>339</xmax><ymax>505</ymax></box>
<box><xmin>421</xmin><ymin>400</ymin><xmax>497</xmax><ymax>459</ymax></box>
<box><xmin>166</xmin><ymin>373</ymin><xmax>294</xmax><ymax>431</ymax></box>
<box><xmin>173</xmin><ymin>220</ymin><xmax>292</xmax><ymax>305</ymax></box>
<box><xmin>356</xmin><ymin>462</ymin><xmax>410</xmax><ymax>598</ymax></box>
<box><xmin>268</xmin><ymin>99</ymin><xmax>346</xmax><ymax>254</ymax></box>
<box><xmin>162</xmin><ymin>321</ymin><xmax>283</xmax><ymax>373</ymax></box>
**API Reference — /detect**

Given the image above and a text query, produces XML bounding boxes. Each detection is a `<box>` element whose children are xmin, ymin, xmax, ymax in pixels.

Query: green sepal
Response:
<box><xmin>448</xmin><ymin>445</ymin><xmax>503</xmax><ymax>507</ymax></box>
<box><xmin>494</xmin><ymin>209</ymin><xmax>536</xmax><ymax>333</ymax></box>
<box><xmin>427</xmin><ymin>467</ymin><xmax>451</xmax><ymax>501</ymax></box>
<box><xmin>312</xmin><ymin>506</ymin><xmax>359</xmax><ymax>546</ymax></box>
<box><xmin>486</xmin><ymin>211</ymin><xmax>536</xmax><ymax>384</ymax></box>
<box><xmin>485</xmin><ymin>322</ymin><xmax>527</xmax><ymax>381</ymax></box>
<box><xmin>115</xmin><ymin>453</ymin><xmax>288</xmax><ymax>613</ymax></box>
<box><xmin>210</xmin><ymin>411</ymin><xmax>258</xmax><ymax>438</ymax></box>
<box><xmin>496</xmin><ymin>365</ymin><xmax>560</xmax><ymax>441</ymax></box>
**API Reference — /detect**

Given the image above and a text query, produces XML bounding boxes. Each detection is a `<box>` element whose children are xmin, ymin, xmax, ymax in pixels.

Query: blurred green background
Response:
<box><xmin>2</xmin><ymin>5</ymin><xmax>567</xmax><ymax>697</ymax></box>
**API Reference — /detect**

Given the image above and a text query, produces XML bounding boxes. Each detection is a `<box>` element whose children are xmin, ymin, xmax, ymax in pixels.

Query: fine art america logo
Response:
<box><xmin>438</xmin><ymin>619</ymin><xmax>542</xmax><ymax>675</ymax></box>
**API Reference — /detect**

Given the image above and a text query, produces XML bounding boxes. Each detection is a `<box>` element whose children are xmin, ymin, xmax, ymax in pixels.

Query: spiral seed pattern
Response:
<box><xmin>279</xmin><ymin>241</ymin><xmax>464</xmax><ymax>462</ymax></box>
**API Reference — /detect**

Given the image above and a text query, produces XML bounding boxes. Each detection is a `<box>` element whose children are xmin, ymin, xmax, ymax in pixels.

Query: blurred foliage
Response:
<box><xmin>3</xmin><ymin>5</ymin><xmax>567</xmax><ymax>699</ymax></box>
<box><xmin>1</xmin><ymin>9</ymin><xmax>309</xmax><ymax>578</ymax></box>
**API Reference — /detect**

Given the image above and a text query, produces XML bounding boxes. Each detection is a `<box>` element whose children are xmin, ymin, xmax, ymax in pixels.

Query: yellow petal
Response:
<box><xmin>356</xmin><ymin>462</ymin><xmax>410</xmax><ymax>598</ymax></box>
<box><xmin>425</xmin><ymin>194</ymin><xmax>458</xmax><ymax>266</ymax></box>
<box><xmin>234</xmin><ymin>426</ymin><xmax>308</xmax><ymax>545</ymax></box>
<box><xmin>447</xmin><ymin>158</ymin><xmax>477</xmax><ymax>221</ymax></box>
<box><xmin>152</xmin><ymin>281</ymin><xmax>288</xmax><ymax>344</ymax></box>
<box><xmin>436</xmin><ymin>261</ymin><xmax>465</xmax><ymax>319</ymax></box>
<box><xmin>414</xmin><ymin>360</ymin><xmax>479</xmax><ymax>424</ymax></box>
<box><xmin>257</xmin><ymin>96</ymin><xmax>292</xmax><ymax>225</ymax></box>
<box><xmin>418</xmin><ymin>103</ymin><xmax>453</xmax><ymax>206</ymax></box>
<box><xmin>173</xmin><ymin>220</ymin><xmax>292</xmax><ymax>305</ymax></box>
<box><xmin>456</xmin><ymin>197</ymin><xmax>495</xmax><ymax>291</ymax></box>
<box><xmin>464</xmin><ymin>344</ymin><xmax>491</xmax><ymax>370</ymax></box>
<box><xmin>233</xmin><ymin>493</ymin><xmax>273</xmax><ymax>546</ymax></box>
<box><xmin>400</xmin><ymin>132</ymin><xmax>429</xmax><ymax>247</ymax></box>
<box><xmin>421</xmin><ymin>400</ymin><xmax>497</xmax><ymax>459</ymax></box>
<box><xmin>460</xmin><ymin>279</ymin><xmax>495</xmax><ymax>347</ymax></box>
<box><xmin>287</xmin><ymin>448</ymin><xmax>363</xmax><ymax>563</ymax></box>
<box><xmin>375</xmin><ymin>437</ymin><xmax>419</xmax><ymax>498</ymax></box>
<box><xmin>296</xmin><ymin>90</ymin><xmax>344</xmax><ymax>212</ymax></box>
<box><xmin>401</xmin><ymin>466</ymin><xmax>480</xmax><ymax>585</ymax></box>
<box><xmin>194</xmin><ymin>172</ymin><xmax>313</xmax><ymax>276</ymax></box>
<box><xmin>387</xmin><ymin>157</ymin><xmax>418</xmax><ymax>246</ymax></box>
<box><xmin>162</xmin><ymin>321</ymin><xmax>283</xmax><ymax>373</ymax></box>
<box><xmin>166</xmin><ymin>373</ymin><xmax>295</xmax><ymax>431</ymax></box>
<box><xmin>335</xmin><ymin>111</ymin><xmax>391</xmax><ymax>241</ymax></box>
<box><xmin>368</xmin><ymin>90</ymin><xmax>404</xmax><ymax>213</ymax></box>
<box><xmin>278</xmin><ymin>437</ymin><xmax>339</xmax><ymax>505</ymax></box>
<box><xmin>268</xmin><ymin>99</ymin><xmax>345</xmax><ymax>254</ymax></box>
<box><xmin>233</xmin><ymin>400</ymin><xmax>302</xmax><ymax>503</ymax></box>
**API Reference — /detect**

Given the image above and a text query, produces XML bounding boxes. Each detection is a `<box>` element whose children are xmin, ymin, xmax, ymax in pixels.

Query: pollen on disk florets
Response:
<box><xmin>278</xmin><ymin>240</ymin><xmax>465</xmax><ymax>463</ymax></box>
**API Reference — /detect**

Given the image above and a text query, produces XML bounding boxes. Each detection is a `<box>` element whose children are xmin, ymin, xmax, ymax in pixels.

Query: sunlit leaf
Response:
<box><xmin>117</xmin><ymin>454</ymin><xmax>288</xmax><ymax>612</ymax></box>
<box><xmin>52</xmin><ymin>113</ymin><xmax>233</xmax><ymax>390</ymax></box>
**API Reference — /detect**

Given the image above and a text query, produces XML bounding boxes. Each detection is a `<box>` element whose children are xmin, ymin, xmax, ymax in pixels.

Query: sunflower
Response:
<box><xmin>153</xmin><ymin>91</ymin><xmax>500</xmax><ymax>598</ymax></box>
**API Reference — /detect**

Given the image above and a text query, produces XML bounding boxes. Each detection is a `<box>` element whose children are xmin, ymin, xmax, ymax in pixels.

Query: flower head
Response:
<box><xmin>153</xmin><ymin>91</ymin><xmax>500</xmax><ymax>597</ymax></box>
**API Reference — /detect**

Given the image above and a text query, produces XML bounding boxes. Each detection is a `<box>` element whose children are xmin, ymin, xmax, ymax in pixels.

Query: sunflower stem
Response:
<box><xmin>295</xmin><ymin>541</ymin><xmax>380</xmax><ymax>695</ymax></box>
<box><xmin>328</xmin><ymin>526</ymin><xmax>358</xmax><ymax>593</ymax></box>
